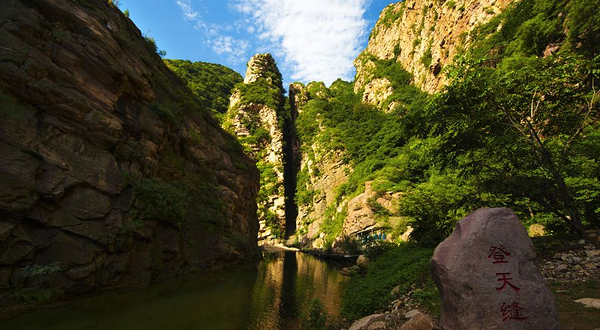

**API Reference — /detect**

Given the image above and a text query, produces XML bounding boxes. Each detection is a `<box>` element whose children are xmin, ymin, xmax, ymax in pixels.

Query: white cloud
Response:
<box><xmin>175</xmin><ymin>0</ymin><xmax>198</xmax><ymax>20</ymax></box>
<box><xmin>231</xmin><ymin>0</ymin><xmax>369</xmax><ymax>85</ymax></box>
<box><xmin>211</xmin><ymin>36</ymin><xmax>250</xmax><ymax>64</ymax></box>
<box><xmin>174</xmin><ymin>1</ymin><xmax>249</xmax><ymax>65</ymax></box>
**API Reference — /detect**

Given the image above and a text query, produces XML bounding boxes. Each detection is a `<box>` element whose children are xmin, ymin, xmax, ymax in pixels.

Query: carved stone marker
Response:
<box><xmin>431</xmin><ymin>208</ymin><xmax>560</xmax><ymax>330</ymax></box>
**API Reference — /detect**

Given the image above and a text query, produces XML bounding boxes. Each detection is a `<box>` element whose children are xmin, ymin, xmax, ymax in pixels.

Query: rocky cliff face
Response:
<box><xmin>355</xmin><ymin>0</ymin><xmax>513</xmax><ymax>97</ymax></box>
<box><xmin>342</xmin><ymin>181</ymin><xmax>403</xmax><ymax>238</ymax></box>
<box><xmin>289</xmin><ymin>82</ymin><xmax>406</xmax><ymax>251</ymax></box>
<box><xmin>0</xmin><ymin>0</ymin><xmax>259</xmax><ymax>294</ymax></box>
<box><xmin>289</xmin><ymin>83</ymin><xmax>349</xmax><ymax>249</ymax></box>
<box><xmin>225</xmin><ymin>54</ymin><xmax>290</xmax><ymax>243</ymax></box>
<box><xmin>287</xmin><ymin>1</ymin><xmax>516</xmax><ymax>250</ymax></box>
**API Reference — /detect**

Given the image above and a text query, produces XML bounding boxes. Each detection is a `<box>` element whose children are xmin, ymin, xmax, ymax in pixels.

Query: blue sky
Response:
<box><xmin>118</xmin><ymin>0</ymin><xmax>397</xmax><ymax>86</ymax></box>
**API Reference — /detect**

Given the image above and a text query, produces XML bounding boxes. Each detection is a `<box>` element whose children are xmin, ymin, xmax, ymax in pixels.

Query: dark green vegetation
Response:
<box><xmin>165</xmin><ymin>59</ymin><xmax>243</xmax><ymax>122</ymax></box>
<box><xmin>295</xmin><ymin>0</ymin><xmax>599</xmax><ymax>247</ymax></box>
<box><xmin>301</xmin><ymin>299</ymin><xmax>330</xmax><ymax>330</ymax></box>
<box><xmin>234</xmin><ymin>77</ymin><xmax>285</xmax><ymax>112</ymax></box>
<box><xmin>342</xmin><ymin>244</ymin><xmax>438</xmax><ymax>320</ymax></box>
<box><xmin>417</xmin><ymin>0</ymin><xmax>600</xmax><ymax>241</ymax></box>
<box><xmin>10</xmin><ymin>263</ymin><xmax>63</xmax><ymax>305</ymax></box>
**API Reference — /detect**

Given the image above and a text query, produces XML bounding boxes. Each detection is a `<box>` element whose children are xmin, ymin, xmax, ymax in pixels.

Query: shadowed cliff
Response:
<box><xmin>0</xmin><ymin>0</ymin><xmax>259</xmax><ymax>294</ymax></box>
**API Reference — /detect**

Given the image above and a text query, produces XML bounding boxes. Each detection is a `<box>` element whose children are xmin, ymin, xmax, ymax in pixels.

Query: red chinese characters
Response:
<box><xmin>496</xmin><ymin>272</ymin><xmax>520</xmax><ymax>292</ymax></box>
<box><xmin>501</xmin><ymin>302</ymin><xmax>527</xmax><ymax>321</ymax></box>
<box><xmin>488</xmin><ymin>245</ymin><xmax>511</xmax><ymax>264</ymax></box>
<box><xmin>489</xmin><ymin>245</ymin><xmax>527</xmax><ymax>322</ymax></box>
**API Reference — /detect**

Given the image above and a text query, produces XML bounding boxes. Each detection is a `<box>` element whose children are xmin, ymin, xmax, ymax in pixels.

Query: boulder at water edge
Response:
<box><xmin>431</xmin><ymin>208</ymin><xmax>559</xmax><ymax>330</ymax></box>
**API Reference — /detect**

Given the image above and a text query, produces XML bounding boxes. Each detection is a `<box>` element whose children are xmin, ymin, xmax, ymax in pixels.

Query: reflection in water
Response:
<box><xmin>247</xmin><ymin>252</ymin><xmax>348</xmax><ymax>330</ymax></box>
<box><xmin>0</xmin><ymin>252</ymin><xmax>348</xmax><ymax>330</ymax></box>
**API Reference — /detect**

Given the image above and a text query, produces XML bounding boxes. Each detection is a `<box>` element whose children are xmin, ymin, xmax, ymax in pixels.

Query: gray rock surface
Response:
<box><xmin>431</xmin><ymin>208</ymin><xmax>559</xmax><ymax>330</ymax></box>
<box><xmin>357</xmin><ymin>255</ymin><xmax>370</xmax><ymax>268</ymax></box>
<box><xmin>399</xmin><ymin>311</ymin><xmax>435</xmax><ymax>330</ymax></box>
<box><xmin>349</xmin><ymin>314</ymin><xmax>384</xmax><ymax>330</ymax></box>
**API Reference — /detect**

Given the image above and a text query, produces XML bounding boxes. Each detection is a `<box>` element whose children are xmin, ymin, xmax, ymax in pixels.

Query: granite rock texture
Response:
<box><xmin>431</xmin><ymin>208</ymin><xmax>559</xmax><ymax>330</ymax></box>
<box><xmin>226</xmin><ymin>53</ymin><xmax>289</xmax><ymax>243</ymax></box>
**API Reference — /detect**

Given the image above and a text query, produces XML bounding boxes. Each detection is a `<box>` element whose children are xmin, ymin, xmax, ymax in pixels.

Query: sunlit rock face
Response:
<box><xmin>0</xmin><ymin>0</ymin><xmax>259</xmax><ymax>293</ymax></box>
<box><xmin>226</xmin><ymin>54</ymin><xmax>290</xmax><ymax>243</ymax></box>
<box><xmin>244</xmin><ymin>53</ymin><xmax>282</xmax><ymax>85</ymax></box>
<box><xmin>289</xmin><ymin>82</ymin><xmax>351</xmax><ymax>250</ymax></box>
<box><xmin>355</xmin><ymin>0</ymin><xmax>513</xmax><ymax>96</ymax></box>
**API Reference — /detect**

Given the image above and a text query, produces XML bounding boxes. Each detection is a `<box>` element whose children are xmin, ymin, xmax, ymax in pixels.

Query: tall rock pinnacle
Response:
<box><xmin>226</xmin><ymin>54</ymin><xmax>291</xmax><ymax>243</ymax></box>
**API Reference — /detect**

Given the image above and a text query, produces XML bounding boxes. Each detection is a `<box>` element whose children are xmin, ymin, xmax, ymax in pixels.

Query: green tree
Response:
<box><xmin>433</xmin><ymin>53</ymin><xmax>599</xmax><ymax>235</ymax></box>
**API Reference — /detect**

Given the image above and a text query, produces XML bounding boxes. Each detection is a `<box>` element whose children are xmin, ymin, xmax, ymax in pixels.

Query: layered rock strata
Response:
<box><xmin>0</xmin><ymin>0</ymin><xmax>259</xmax><ymax>293</ymax></box>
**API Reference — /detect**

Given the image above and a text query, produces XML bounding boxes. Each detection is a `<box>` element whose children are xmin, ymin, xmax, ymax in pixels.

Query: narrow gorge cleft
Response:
<box><xmin>282</xmin><ymin>101</ymin><xmax>299</xmax><ymax>239</ymax></box>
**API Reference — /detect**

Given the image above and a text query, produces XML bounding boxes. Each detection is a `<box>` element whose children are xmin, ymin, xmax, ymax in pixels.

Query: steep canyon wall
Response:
<box><xmin>0</xmin><ymin>0</ymin><xmax>259</xmax><ymax>293</ymax></box>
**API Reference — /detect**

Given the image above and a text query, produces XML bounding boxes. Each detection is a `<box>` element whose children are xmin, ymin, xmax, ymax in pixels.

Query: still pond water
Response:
<box><xmin>0</xmin><ymin>252</ymin><xmax>349</xmax><ymax>330</ymax></box>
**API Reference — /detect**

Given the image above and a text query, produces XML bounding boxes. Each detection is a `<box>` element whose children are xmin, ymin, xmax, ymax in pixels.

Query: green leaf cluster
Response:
<box><xmin>468</xmin><ymin>0</ymin><xmax>600</xmax><ymax>60</ymax></box>
<box><xmin>165</xmin><ymin>59</ymin><xmax>243</xmax><ymax>121</ymax></box>
<box><xmin>234</xmin><ymin>78</ymin><xmax>284</xmax><ymax>112</ymax></box>
<box><xmin>133</xmin><ymin>178</ymin><xmax>190</xmax><ymax>228</ymax></box>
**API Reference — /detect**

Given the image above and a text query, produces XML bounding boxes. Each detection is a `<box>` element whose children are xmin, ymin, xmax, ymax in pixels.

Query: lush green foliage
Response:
<box><xmin>422</xmin><ymin>0</ymin><xmax>600</xmax><ymax>236</ymax></box>
<box><xmin>295</xmin><ymin>0</ymin><xmax>599</xmax><ymax>247</ymax></box>
<box><xmin>143</xmin><ymin>34</ymin><xmax>166</xmax><ymax>58</ymax></box>
<box><xmin>320</xmin><ymin>204</ymin><xmax>348</xmax><ymax>247</ymax></box>
<box><xmin>431</xmin><ymin>52</ymin><xmax>599</xmax><ymax>234</ymax></box>
<box><xmin>342</xmin><ymin>244</ymin><xmax>438</xmax><ymax>320</ymax></box>
<box><xmin>468</xmin><ymin>0</ymin><xmax>599</xmax><ymax>60</ymax></box>
<box><xmin>165</xmin><ymin>59</ymin><xmax>242</xmax><ymax>121</ymax></box>
<box><xmin>295</xmin><ymin>166</ymin><xmax>317</xmax><ymax>207</ymax></box>
<box><xmin>257</xmin><ymin>163</ymin><xmax>284</xmax><ymax>238</ymax></box>
<box><xmin>234</xmin><ymin>78</ymin><xmax>285</xmax><ymax>112</ymax></box>
<box><xmin>294</xmin><ymin>70</ymin><xmax>429</xmax><ymax>246</ymax></box>
<box><xmin>566</xmin><ymin>0</ymin><xmax>600</xmax><ymax>57</ymax></box>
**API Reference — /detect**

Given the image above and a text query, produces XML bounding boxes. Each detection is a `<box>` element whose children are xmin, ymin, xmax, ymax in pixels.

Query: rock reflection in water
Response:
<box><xmin>0</xmin><ymin>252</ymin><xmax>348</xmax><ymax>330</ymax></box>
<box><xmin>248</xmin><ymin>252</ymin><xmax>348</xmax><ymax>330</ymax></box>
